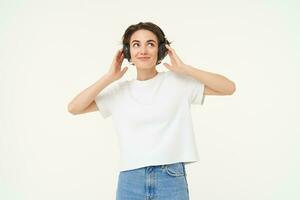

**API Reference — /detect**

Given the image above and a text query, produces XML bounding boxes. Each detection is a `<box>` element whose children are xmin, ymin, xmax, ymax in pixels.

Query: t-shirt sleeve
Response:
<box><xmin>170</xmin><ymin>71</ymin><xmax>205</xmax><ymax>105</ymax></box>
<box><xmin>181</xmin><ymin>74</ymin><xmax>205</xmax><ymax>105</ymax></box>
<box><xmin>187</xmin><ymin>76</ymin><xmax>205</xmax><ymax>105</ymax></box>
<box><xmin>94</xmin><ymin>83</ymin><xmax>120</xmax><ymax>118</ymax></box>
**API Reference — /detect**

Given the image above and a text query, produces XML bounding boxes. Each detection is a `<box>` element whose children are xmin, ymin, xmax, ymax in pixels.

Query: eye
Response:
<box><xmin>148</xmin><ymin>43</ymin><xmax>155</xmax><ymax>47</ymax></box>
<box><xmin>132</xmin><ymin>43</ymin><xmax>139</xmax><ymax>47</ymax></box>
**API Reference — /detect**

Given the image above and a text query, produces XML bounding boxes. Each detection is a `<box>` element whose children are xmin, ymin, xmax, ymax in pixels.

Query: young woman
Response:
<box><xmin>68</xmin><ymin>22</ymin><xmax>236</xmax><ymax>200</ymax></box>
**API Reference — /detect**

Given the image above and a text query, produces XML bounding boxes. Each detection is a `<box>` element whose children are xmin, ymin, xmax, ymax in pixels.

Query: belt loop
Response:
<box><xmin>146</xmin><ymin>166</ymin><xmax>154</xmax><ymax>173</ymax></box>
<box><xmin>182</xmin><ymin>162</ymin><xmax>187</xmax><ymax>176</ymax></box>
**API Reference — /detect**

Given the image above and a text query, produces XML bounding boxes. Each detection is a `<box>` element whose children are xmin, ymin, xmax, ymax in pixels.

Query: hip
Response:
<box><xmin>116</xmin><ymin>162</ymin><xmax>190</xmax><ymax>200</ymax></box>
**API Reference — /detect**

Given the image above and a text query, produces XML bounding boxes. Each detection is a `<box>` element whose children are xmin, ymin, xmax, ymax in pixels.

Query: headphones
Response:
<box><xmin>123</xmin><ymin>37</ymin><xmax>169</xmax><ymax>65</ymax></box>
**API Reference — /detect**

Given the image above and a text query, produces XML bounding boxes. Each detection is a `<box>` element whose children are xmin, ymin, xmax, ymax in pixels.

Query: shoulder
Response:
<box><xmin>112</xmin><ymin>79</ymin><xmax>131</xmax><ymax>88</ymax></box>
<box><xmin>164</xmin><ymin>70</ymin><xmax>182</xmax><ymax>80</ymax></box>
<box><xmin>165</xmin><ymin>70</ymin><xmax>193</xmax><ymax>83</ymax></box>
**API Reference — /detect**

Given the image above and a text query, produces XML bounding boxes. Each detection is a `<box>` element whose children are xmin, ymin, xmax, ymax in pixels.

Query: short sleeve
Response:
<box><xmin>95</xmin><ymin>83</ymin><xmax>120</xmax><ymax>118</ymax></box>
<box><xmin>184</xmin><ymin>75</ymin><xmax>205</xmax><ymax>105</ymax></box>
<box><xmin>169</xmin><ymin>71</ymin><xmax>205</xmax><ymax>105</ymax></box>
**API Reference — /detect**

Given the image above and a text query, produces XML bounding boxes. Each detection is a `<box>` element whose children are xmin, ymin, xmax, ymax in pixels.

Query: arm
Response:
<box><xmin>163</xmin><ymin>44</ymin><xmax>236</xmax><ymax>96</ymax></box>
<box><xmin>67</xmin><ymin>75</ymin><xmax>114</xmax><ymax>115</ymax></box>
<box><xmin>183</xmin><ymin>65</ymin><xmax>236</xmax><ymax>95</ymax></box>
<box><xmin>67</xmin><ymin>49</ymin><xmax>128</xmax><ymax>115</ymax></box>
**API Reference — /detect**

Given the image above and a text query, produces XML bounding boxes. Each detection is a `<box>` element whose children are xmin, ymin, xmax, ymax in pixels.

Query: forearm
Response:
<box><xmin>183</xmin><ymin>65</ymin><xmax>236</xmax><ymax>95</ymax></box>
<box><xmin>68</xmin><ymin>74</ymin><xmax>114</xmax><ymax>113</ymax></box>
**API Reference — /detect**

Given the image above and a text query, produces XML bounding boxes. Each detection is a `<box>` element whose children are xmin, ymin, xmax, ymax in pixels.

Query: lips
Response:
<box><xmin>138</xmin><ymin>57</ymin><xmax>151</xmax><ymax>61</ymax></box>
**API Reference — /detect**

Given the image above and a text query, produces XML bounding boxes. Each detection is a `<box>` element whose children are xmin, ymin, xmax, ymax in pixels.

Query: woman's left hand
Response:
<box><xmin>163</xmin><ymin>44</ymin><xmax>189</xmax><ymax>75</ymax></box>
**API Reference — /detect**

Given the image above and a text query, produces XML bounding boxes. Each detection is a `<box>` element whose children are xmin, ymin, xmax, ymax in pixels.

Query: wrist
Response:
<box><xmin>182</xmin><ymin>64</ymin><xmax>193</xmax><ymax>76</ymax></box>
<box><xmin>103</xmin><ymin>73</ymin><xmax>116</xmax><ymax>83</ymax></box>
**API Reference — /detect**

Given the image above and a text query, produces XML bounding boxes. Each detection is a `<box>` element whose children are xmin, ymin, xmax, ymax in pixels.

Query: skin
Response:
<box><xmin>68</xmin><ymin>28</ymin><xmax>236</xmax><ymax>115</ymax></box>
<box><xmin>163</xmin><ymin>44</ymin><xmax>236</xmax><ymax>95</ymax></box>
<box><xmin>105</xmin><ymin>29</ymin><xmax>159</xmax><ymax>82</ymax></box>
<box><xmin>129</xmin><ymin>29</ymin><xmax>160</xmax><ymax>81</ymax></box>
<box><xmin>106</xmin><ymin>29</ymin><xmax>236</xmax><ymax>95</ymax></box>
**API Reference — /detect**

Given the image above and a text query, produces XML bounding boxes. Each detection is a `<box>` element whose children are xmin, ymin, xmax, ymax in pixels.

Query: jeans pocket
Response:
<box><xmin>165</xmin><ymin>162</ymin><xmax>186</xmax><ymax>177</ymax></box>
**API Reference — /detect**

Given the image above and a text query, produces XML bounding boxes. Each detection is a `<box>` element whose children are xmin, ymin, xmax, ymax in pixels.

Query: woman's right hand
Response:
<box><xmin>106</xmin><ymin>49</ymin><xmax>128</xmax><ymax>82</ymax></box>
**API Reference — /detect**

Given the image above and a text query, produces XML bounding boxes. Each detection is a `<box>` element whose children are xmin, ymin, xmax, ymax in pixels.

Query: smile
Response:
<box><xmin>138</xmin><ymin>57</ymin><xmax>151</xmax><ymax>61</ymax></box>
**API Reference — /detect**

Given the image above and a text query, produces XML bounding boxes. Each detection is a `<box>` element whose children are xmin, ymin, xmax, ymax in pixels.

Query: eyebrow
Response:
<box><xmin>131</xmin><ymin>40</ymin><xmax>157</xmax><ymax>44</ymax></box>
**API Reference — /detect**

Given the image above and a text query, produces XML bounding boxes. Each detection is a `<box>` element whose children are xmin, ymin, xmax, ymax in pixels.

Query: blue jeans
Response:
<box><xmin>116</xmin><ymin>162</ymin><xmax>189</xmax><ymax>200</ymax></box>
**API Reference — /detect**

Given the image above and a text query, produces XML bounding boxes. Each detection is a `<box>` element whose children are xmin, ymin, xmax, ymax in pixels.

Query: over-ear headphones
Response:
<box><xmin>123</xmin><ymin>38</ymin><xmax>168</xmax><ymax>65</ymax></box>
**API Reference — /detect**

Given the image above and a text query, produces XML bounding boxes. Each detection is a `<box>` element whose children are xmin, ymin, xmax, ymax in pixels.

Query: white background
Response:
<box><xmin>1</xmin><ymin>0</ymin><xmax>299</xmax><ymax>199</ymax></box>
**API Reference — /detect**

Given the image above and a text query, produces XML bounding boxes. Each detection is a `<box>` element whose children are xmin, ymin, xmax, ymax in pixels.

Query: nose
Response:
<box><xmin>139</xmin><ymin>45</ymin><xmax>148</xmax><ymax>54</ymax></box>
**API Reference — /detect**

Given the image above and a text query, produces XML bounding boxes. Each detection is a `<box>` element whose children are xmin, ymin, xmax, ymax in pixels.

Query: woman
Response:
<box><xmin>68</xmin><ymin>22</ymin><xmax>236</xmax><ymax>200</ymax></box>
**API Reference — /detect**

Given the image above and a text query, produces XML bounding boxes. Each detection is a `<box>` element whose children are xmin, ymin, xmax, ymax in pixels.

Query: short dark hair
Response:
<box><xmin>122</xmin><ymin>22</ymin><xmax>171</xmax><ymax>64</ymax></box>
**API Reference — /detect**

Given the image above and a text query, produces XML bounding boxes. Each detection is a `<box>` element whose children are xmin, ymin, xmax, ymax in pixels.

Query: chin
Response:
<box><xmin>138</xmin><ymin>64</ymin><xmax>155</xmax><ymax>69</ymax></box>
<box><xmin>134</xmin><ymin>61</ymin><xmax>156</xmax><ymax>69</ymax></box>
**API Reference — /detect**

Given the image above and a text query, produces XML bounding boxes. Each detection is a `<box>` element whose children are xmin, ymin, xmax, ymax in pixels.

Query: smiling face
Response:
<box><xmin>129</xmin><ymin>29</ymin><xmax>159</xmax><ymax>69</ymax></box>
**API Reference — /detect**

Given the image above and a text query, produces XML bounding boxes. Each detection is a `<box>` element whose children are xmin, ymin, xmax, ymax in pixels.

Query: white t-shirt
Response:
<box><xmin>95</xmin><ymin>70</ymin><xmax>205</xmax><ymax>171</ymax></box>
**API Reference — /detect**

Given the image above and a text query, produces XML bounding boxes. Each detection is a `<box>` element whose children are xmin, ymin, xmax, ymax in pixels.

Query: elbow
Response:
<box><xmin>228</xmin><ymin>82</ymin><xmax>236</xmax><ymax>95</ymax></box>
<box><xmin>68</xmin><ymin>103</ymin><xmax>78</xmax><ymax>115</ymax></box>
<box><xmin>223</xmin><ymin>81</ymin><xmax>236</xmax><ymax>95</ymax></box>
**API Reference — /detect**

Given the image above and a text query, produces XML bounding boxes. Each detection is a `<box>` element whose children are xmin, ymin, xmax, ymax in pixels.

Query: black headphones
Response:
<box><xmin>123</xmin><ymin>37</ymin><xmax>169</xmax><ymax>65</ymax></box>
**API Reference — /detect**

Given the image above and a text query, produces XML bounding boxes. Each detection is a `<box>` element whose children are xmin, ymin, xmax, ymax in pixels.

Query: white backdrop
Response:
<box><xmin>1</xmin><ymin>0</ymin><xmax>299</xmax><ymax>199</ymax></box>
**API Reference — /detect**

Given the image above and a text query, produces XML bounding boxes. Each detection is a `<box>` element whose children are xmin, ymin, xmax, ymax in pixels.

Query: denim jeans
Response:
<box><xmin>116</xmin><ymin>162</ymin><xmax>189</xmax><ymax>200</ymax></box>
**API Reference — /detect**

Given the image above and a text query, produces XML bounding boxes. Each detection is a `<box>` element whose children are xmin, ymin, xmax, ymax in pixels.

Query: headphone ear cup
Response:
<box><xmin>123</xmin><ymin>44</ymin><xmax>131</xmax><ymax>61</ymax></box>
<box><xmin>157</xmin><ymin>42</ymin><xmax>168</xmax><ymax>64</ymax></box>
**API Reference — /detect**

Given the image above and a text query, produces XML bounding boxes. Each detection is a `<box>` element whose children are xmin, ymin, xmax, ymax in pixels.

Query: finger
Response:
<box><xmin>165</xmin><ymin>44</ymin><xmax>179</xmax><ymax>58</ymax></box>
<box><xmin>113</xmin><ymin>54</ymin><xmax>123</xmax><ymax>67</ymax></box>
<box><xmin>112</xmin><ymin>51</ymin><xmax>120</xmax><ymax>65</ymax></box>
<box><xmin>163</xmin><ymin>63</ymin><xmax>171</xmax><ymax>69</ymax></box>
<box><xmin>165</xmin><ymin>44</ymin><xmax>174</xmax><ymax>53</ymax></box>
<box><xmin>118</xmin><ymin>49</ymin><xmax>123</xmax><ymax>57</ymax></box>
<box><xmin>115</xmin><ymin>48</ymin><xmax>123</xmax><ymax>59</ymax></box>
<box><xmin>116</xmin><ymin>48</ymin><xmax>122</xmax><ymax>56</ymax></box>
<box><xmin>168</xmin><ymin>46</ymin><xmax>178</xmax><ymax>57</ymax></box>
<box><xmin>166</xmin><ymin>50</ymin><xmax>177</xmax><ymax>63</ymax></box>
<box><xmin>118</xmin><ymin>52</ymin><xmax>124</xmax><ymax>60</ymax></box>
<box><xmin>116</xmin><ymin>51</ymin><xmax>124</xmax><ymax>64</ymax></box>
<box><xmin>165</xmin><ymin>44</ymin><xmax>177</xmax><ymax>59</ymax></box>
<box><xmin>121</xmin><ymin>66</ymin><xmax>128</xmax><ymax>75</ymax></box>
<box><xmin>165</xmin><ymin>44</ymin><xmax>182</xmax><ymax>63</ymax></box>
<box><xmin>165</xmin><ymin>46</ymin><xmax>173</xmax><ymax>58</ymax></box>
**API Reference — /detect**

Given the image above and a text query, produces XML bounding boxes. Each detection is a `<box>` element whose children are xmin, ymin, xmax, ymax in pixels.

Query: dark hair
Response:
<box><xmin>122</xmin><ymin>22</ymin><xmax>171</xmax><ymax>65</ymax></box>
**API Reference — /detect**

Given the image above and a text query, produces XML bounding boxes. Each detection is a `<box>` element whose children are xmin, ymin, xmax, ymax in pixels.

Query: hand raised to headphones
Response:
<box><xmin>163</xmin><ymin>44</ymin><xmax>189</xmax><ymax>75</ymax></box>
<box><xmin>106</xmin><ymin>48</ymin><xmax>128</xmax><ymax>82</ymax></box>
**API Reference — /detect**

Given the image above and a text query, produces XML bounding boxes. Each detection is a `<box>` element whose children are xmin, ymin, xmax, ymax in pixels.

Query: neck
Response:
<box><xmin>136</xmin><ymin>68</ymin><xmax>158</xmax><ymax>81</ymax></box>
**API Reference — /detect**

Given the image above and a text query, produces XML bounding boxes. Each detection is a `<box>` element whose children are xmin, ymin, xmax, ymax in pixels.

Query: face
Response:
<box><xmin>129</xmin><ymin>29</ymin><xmax>159</xmax><ymax>69</ymax></box>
